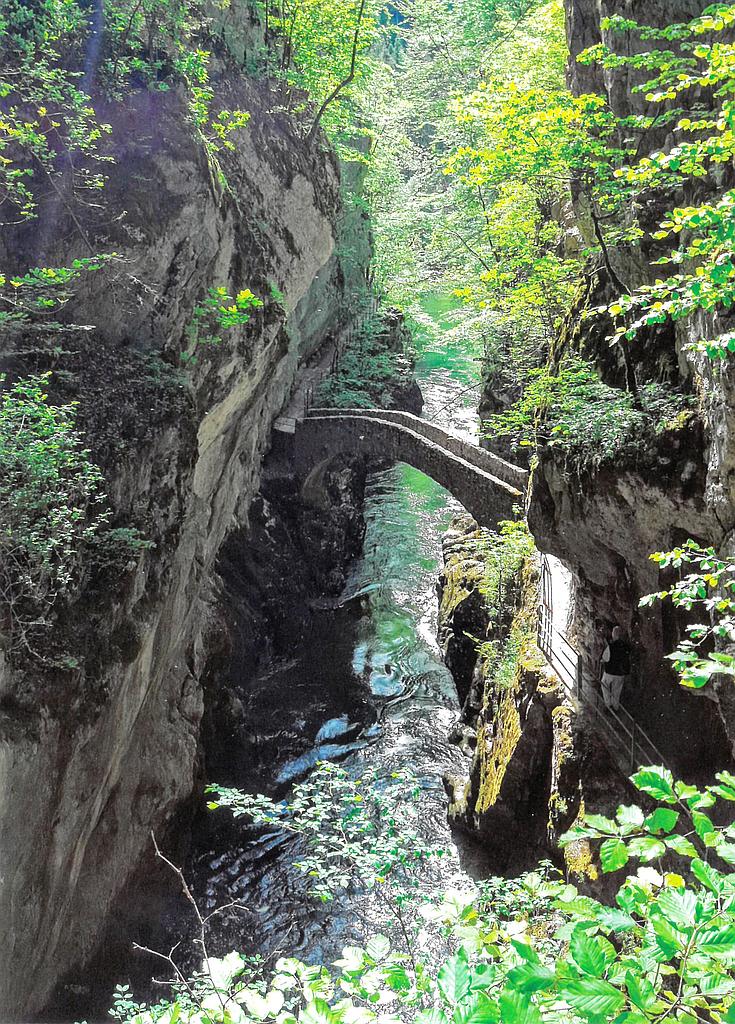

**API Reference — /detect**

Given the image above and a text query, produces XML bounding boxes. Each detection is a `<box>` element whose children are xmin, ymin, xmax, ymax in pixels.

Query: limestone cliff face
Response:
<box><xmin>438</xmin><ymin>517</ymin><xmax>560</xmax><ymax>871</ymax></box>
<box><xmin>519</xmin><ymin>0</ymin><xmax>735</xmax><ymax>770</ymax></box>
<box><xmin>0</xmin><ymin>75</ymin><xmax>363</xmax><ymax>1016</ymax></box>
<box><xmin>527</xmin><ymin>419</ymin><xmax>732</xmax><ymax>771</ymax></box>
<box><xmin>437</xmin><ymin>516</ymin><xmax>653</xmax><ymax>883</ymax></box>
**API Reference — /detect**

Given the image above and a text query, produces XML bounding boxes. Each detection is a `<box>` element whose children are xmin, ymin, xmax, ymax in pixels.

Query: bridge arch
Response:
<box><xmin>288</xmin><ymin>409</ymin><xmax>528</xmax><ymax>528</ymax></box>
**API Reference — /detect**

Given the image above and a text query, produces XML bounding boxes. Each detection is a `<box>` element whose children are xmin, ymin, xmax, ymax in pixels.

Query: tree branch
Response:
<box><xmin>306</xmin><ymin>0</ymin><xmax>368</xmax><ymax>146</ymax></box>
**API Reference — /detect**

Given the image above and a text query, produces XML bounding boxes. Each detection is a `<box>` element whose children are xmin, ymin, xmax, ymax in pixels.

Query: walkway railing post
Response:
<box><xmin>536</xmin><ymin>604</ymin><xmax>673</xmax><ymax>781</ymax></box>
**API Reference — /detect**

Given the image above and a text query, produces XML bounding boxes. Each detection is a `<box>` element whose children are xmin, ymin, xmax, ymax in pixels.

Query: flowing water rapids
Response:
<box><xmin>57</xmin><ymin>302</ymin><xmax>485</xmax><ymax>1020</ymax></box>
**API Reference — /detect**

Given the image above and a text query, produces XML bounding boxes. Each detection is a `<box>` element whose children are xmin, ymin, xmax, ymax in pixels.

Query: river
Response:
<box><xmin>52</xmin><ymin>299</ymin><xmax>484</xmax><ymax>1020</ymax></box>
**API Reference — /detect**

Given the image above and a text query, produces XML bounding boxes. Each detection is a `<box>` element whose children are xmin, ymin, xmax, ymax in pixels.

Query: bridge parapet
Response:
<box><xmin>306</xmin><ymin>407</ymin><xmax>528</xmax><ymax>493</ymax></box>
<box><xmin>292</xmin><ymin>412</ymin><xmax>525</xmax><ymax>528</ymax></box>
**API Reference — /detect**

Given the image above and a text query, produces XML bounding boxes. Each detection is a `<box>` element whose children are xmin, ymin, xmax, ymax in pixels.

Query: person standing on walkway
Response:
<box><xmin>600</xmin><ymin>625</ymin><xmax>631</xmax><ymax>712</ymax></box>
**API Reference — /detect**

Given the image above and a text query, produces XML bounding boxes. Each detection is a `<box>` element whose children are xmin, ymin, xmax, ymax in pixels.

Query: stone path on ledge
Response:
<box><xmin>274</xmin><ymin>296</ymin><xmax>380</xmax><ymax>435</ymax></box>
<box><xmin>273</xmin><ymin>343</ymin><xmax>337</xmax><ymax>435</ymax></box>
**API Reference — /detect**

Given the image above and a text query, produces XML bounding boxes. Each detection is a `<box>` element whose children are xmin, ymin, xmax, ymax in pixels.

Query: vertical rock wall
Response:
<box><xmin>0</xmin><ymin>78</ymin><xmax>365</xmax><ymax>1017</ymax></box>
<box><xmin>438</xmin><ymin>517</ymin><xmax>559</xmax><ymax>872</ymax></box>
<box><xmin>523</xmin><ymin>0</ymin><xmax>735</xmax><ymax>769</ymax></box>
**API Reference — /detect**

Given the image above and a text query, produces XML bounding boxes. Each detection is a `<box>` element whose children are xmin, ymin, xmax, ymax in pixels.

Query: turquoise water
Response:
<box><xmin>209</xmin><ymin>299</ymin><xmax>487</xmax><ymax>962</ymax></box>
<box><xmin>340</xmin><ymin>298</ymin><xmax>481</xmax><ymax>773</ymax></box>
<box><xmin>189</xmin><ymin>311</ymin><xmax>487</xmax><ymax>966</ymax></box>
<box><xmin>59</xmin><ymin>301</ymin><xmax>486</xmax><ymax>1018</ymax></box>
<box><xmin>275</xmin><ymin>314</ymin><xmax>483</xmax><ymax>803</ymax></box>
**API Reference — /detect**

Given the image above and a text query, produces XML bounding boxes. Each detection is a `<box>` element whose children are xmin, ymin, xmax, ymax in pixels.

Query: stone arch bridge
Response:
<box><xmin>278</xmin><ymin>407</ymin><xmax>528</xmax><ymax>527</ymax></box>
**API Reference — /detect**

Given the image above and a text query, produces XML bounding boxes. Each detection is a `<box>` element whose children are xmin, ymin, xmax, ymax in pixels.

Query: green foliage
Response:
<box><xmin>0</xmin><ymin>375</ymin><xmax>146</xmax><ymax>658</ymax></box>
<box><xmin>0</xmin><ymin>1</ymin><xmax>252</xmax><ymax>343</ymax></box>
<box><xmin>265</xmin><ymin>0</ymin><xmax>382</xmax><ymax>147</ymax></box>
<box><xmin>111</xmin><ymin>763</ymin><xmax>735</xmax><ymax>1024</ymax></box>
<box><xmin>173</xmin><ymin>48</ymin><xmax>251</xmax><ymax>180</ymax></box>
<box><xmin>366</xmin><ymin>0</ymin><xmax>568</xmax><ymax>375</ymax></box>
<box><xmin>446</xmin><ymin>1</ymin><xmax>735</xmax><ymax>366</ymax></box>
<box><xmin>208</xmin><ymin>762</ymin><xmax>444</xmax><ymax>904</ymax></box>
<box><xmin>0</xmin><ymin>0</ymin><xmax>112</xmax><ymax>221</ymax></box>
<box><xmin>0</xmin><ymin>0</ymin><xmax>248</xmax><ymax>221</ymax></box>
<box><xmin>86</xmin><ymin>0</ymin><xmax>204</xmax><ymax>93</ymax></box>
<box><xmin>477</xmin><ymin>521</ymin><xmax>534</xmax><ymax>622</ymax></box>
<box><xmin>445</xmin><ymin>75</ymin><xmax>609</xmax><ymax>343</ymax></box>
<box><xmin>0</xmin><ymin>3</ymin><xmax>120</xmax><ymax>339</ymax></box>
<box><xmin>579</xmin><ymin>5</ymin><xmax>735</xmax><ymax>353</ymax></box>
<box><xmin>184</xmin><ymin>286</ymin><xmax>263</xmax><ymax>361</ymax></box>
<box><xmin>0</xmin><ymin>3</ymin><xmax>261</xmax><ymax>661</ymax></box>
<box><xmin>475</xmin><ymin>866</ymin><xmax>558</xmax><ymax>927</ymax></box>
<box><xmin>317</xmin><ymin>315</ymin><xmax>414</xmax><ymax>410</ymax></box>
<box><xmin>486</xmin><ymin>359</ymin><xmax>692</xmax><ymax>469</ymax></box>
<box><xmin>564</xmin><ymin>764</ymin><xmax>735</xmax><ymax>916</ymax></box>
<box><xmin>395</xmin><ymin>0</ymin><xmax>735</xmax><ymax>415</ymax></box>
<box><xmin>0</xmin><ymin>4</ymin><xmax>267</xmax><ymax>658</ymax></box>
<box><xmin>641</xmin><ymin>541</ymin><xmax>735</xmax><ymax>689</ymax></box>
<box><xmin>0</xmin><ymin>256</ymin><xmax>121</xmax><ymax>338</ymax></box>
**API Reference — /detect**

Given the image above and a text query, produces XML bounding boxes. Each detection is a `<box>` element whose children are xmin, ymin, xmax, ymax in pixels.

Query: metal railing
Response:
<box><xmin>537</xmin><ymin>601</ymin><xmax>671</xmax><ymax>777</ymax></box>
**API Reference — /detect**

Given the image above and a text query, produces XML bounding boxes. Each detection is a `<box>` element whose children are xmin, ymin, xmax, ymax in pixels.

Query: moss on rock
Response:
<box><xmin>439</xmin><ymin>517</ymin><xmax>564</xmax><ymax>870</ymax></box>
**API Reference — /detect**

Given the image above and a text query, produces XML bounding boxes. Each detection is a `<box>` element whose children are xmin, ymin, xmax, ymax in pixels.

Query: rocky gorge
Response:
<box><xmin>3</xmin><ymin>0</ymin><xmax>735</xmax><ymax>1020</ymax></box>
<box><xmin>0</xmin><ymin>33</ymin><xmax>377</xmax><ymax>1013</ymax></box>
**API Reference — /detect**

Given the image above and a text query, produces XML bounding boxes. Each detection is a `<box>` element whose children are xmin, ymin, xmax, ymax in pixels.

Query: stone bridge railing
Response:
<box><xmin>307</xmin><ymin>408</ymin><xmax>528</xmax><ymax>492</ymax></box>
<box><xmin>290</xmin><ymin>409</ymin><xmax>528</xmax><ymax>528</ymax></box>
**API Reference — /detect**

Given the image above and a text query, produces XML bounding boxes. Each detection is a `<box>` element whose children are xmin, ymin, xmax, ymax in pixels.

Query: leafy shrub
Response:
<box><xmin>486</xmin><ymin>359</ymin><xmax>692</xmax><ymax>469</ymax></box>
<box><xmin>109</xmin><ymin>758</ymin><xmax>735</xmax><ymax>1024</ymax></box>
<box><xmin>0</xmin><ymin>375</ymin><xmax>146</xmax><ymax>659</ymax></box>
<box><xmin>475</xmin><ymin>864</ymin><xmax>558</xmax><ymax>926</ymax></box>
<box><xmin>642</xmin><ymin>541</ymin><xmax>735</xmax><ymax>689</ymax></box>
<box><xmin>183</xmin><ymin>286</ymin><xmax>263</xmax><ymax>363</ymax></box>
<box><xmin>478</xmin><ymin>520</ymin><xmax>535</xmax><ymax>621</ymax></box>
<box><xmin>209</xmin><ymin>762</ymin><xmax>443</xmax><ymax>905</ymax></box>
<box><xmin>317</xmin><ymin>316</ymin><xmax>415</xmax><ymax>409</ymax></box>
